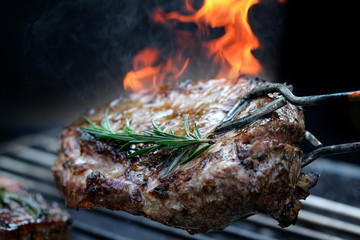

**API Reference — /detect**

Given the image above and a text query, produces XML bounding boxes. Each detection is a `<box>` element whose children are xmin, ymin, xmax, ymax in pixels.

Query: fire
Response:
<box><xmin>124</xmin><ymin>0</ymin><xmax>262</xmax><ymax>92</ymax></box>
<box><xmin>123</xmin><ymin>48</ymin><xmax>189</xmax><ymax>92</ymax></box>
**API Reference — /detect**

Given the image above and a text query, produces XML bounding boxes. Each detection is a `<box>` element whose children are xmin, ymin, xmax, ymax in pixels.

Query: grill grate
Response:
<box><xmin>1</xmin><ymin>129</ymin><xmax>360</xmax><ymax>240</ymax></box>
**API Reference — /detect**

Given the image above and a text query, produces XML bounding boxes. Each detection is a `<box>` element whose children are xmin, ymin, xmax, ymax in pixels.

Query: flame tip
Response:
<box><xmin>124</xmin><ymin>0</ymin><xmax>262</xmax><ymax>92</ymax></box>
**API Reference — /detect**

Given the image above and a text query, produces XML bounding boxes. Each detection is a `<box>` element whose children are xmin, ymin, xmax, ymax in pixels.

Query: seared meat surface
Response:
<box><xmin>52</xmin><ymin>76</ymin><xmax>318</xmax><ymax>233</ymax></box>
<box><xmin>0</xmin><ymin>175</ymin><xmax>72</xmax><ymax>240</ymax></box>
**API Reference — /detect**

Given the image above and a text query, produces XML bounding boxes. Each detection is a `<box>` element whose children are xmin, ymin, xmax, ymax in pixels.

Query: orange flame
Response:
<box><xmin>124</xmin><ymin>0</ymin><xmax>262</xmax><ymax>92</ymax></box>
<box><xmin>123</xmin><ymin>48</ymin><xmax>189</xmax><ymax>92</ymax></box>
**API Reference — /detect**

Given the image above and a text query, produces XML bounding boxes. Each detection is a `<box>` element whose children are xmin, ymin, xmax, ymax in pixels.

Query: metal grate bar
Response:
<box><xmin>95</xmin><ymin>209</ymin><xmax>215</xmax><ymax>240</ymax></box>
<box><xmin>223</xmin><ymin>225</ymin><xmax>278</xmax><ymax>240</ymax></box>
<box><xmin>0</xmin><ymin>170</ymin><xmax>60</xmax><ymax>198</ymax></box>
<box><xmin>0</xmin><ymin>155</ymin><xmax>53</xmax><ymax>180</ymax></box>
<box><xmin>73</xmin><ymin>219</ymin><xmax>133</xmax><ymax>240</ymax></box>
<box><xmin>0</xmin><ymin>131</ymin><xmax>60</xmax><ymax>154</ymax></box>
<box><xmin>247</xmin><ymin>214</ymin><xmax>343</xmax><ymax>240</ymax></box>
<box><xmin>75</xmin><ymin>208</ymin><xmax>211</xmax><ymax>240</ymax></box>
<box><xmin>3</xmin><ymin>145</ymin><xmax>56</xmax><ymax>167</ymax></box>
<box><xmin>298</xmin><ymin>211</ymin><xmax>360</xmax><ymax>237</ymax></box>
<box><xmin>303</xmin><ymin>195</ymin><xmax>360</xmax><ymax>222</ymax></box>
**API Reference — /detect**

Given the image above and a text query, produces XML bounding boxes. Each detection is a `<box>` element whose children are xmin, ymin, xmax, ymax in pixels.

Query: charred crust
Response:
<box><xmin>62</xmin><ymin>159</ymin><xmax>72</xmax><ymax>169</ymax></box>
<box><xmin>80</xmin><ymin>132</ymin><xmax>97</xmax><ymax>142</ymax></box>
<box><xmin>87</xmin><ymin>171</ymin><xmax>102</xmax><ymax>180</ymax></box>
<box><xmin>61</xmin><ymin>144</ymin><xmax>69</xmax><ymax>157</ymax></box>
<box><xmin>271</xmin><ymin>172</ymin><xmax>319</xmax><ymax>228</ymax></box>
<box><xmin>80</xmin><ymin>131</ymin><xmax>126</xmax><ymax>162</ymax></box>
<box><xmin>184</xmin><ymin>171</ymin><xmax>194</xmax><ymax>182</ymax></box>
<box><xmin>257</xmin><ymin>154</ymin><xmax>266</xmax><ymax>162</ymax></box>
<box><xmin>295</xmin><ymin>172</ymin><xmax>319</xmax><ymax>200</ymax></box>
<box><xmin>274</xmin><ymin>145</ymin><xmax>285</xmax><ymax>151</ymax></box>
<box><xmin>150</xmin><ymin>183</ymin><xmax>170</xmax><ymax>199</ymax></box>
<box><xmin>273</xmin><ymin>200</ymin><xmax>302</xmax><ymax>228</ymax></box>
<box><xmin>237</xmin><ymin>145</ymin><xmax>271</xmax><ymax>170</ymax></box>
<box><xmin>95</xmin><ymin>141</ymin><xmax>124</xmax><ymax>161</ymax></box>
<box><xmin>240</xmin><ymin>159</ymin><xmax>254</xmax><ymax>170</ymax></box>
<box><xmin>131</xmin><ymin>188</ymin><xmax>143</xmax><ymax>203</ymax></box>
<box><xmin>86</xmin><ymin>171</ymin><xmax>109</xmax><ymax>197</ymax></box>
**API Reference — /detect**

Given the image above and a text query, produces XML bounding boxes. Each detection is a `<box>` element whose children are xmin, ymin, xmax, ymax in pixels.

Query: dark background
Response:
<box><xmin>1</xmin><ymin>0</ymin><xmax>359</xmax><ymax>163</ymax></box>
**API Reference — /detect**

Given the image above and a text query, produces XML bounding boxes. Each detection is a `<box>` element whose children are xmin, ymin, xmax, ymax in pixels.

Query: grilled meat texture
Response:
<box><xmin>0</xmin><ymin>175</ymin><xmax>72</xmax><ymax>240</ymax></box>
<box><xmin>52</xmin><ymin>76</ymin><xmax>318</xmax><ymax>233</ymax></box>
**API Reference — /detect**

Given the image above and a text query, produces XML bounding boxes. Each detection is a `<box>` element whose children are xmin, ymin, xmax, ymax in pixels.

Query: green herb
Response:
<box><xmin>80</xmin><ymin>109</ymin><xmax>214</xmax><ymax>178</ymax></box>
<box><xmin>0</xmin><ymin>187</ymin><xmax>46</xmax><ymax>218</ymax></box>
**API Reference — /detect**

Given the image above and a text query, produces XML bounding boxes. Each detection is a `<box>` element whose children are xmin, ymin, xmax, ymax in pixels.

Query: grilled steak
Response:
<box><xmin>0</xmin><ymin>175</ymin><xmax>72</xmax><ymax>240</ymax></box>
<box><xmin>52</xmin><ymin>76</ymin><xmax>318</xmax><ymax>233</ymax></box>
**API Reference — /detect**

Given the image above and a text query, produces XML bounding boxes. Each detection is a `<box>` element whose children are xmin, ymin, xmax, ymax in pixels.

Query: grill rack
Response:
<box><xmin>0</xmin><ymin>129</ymin><xmax>360</xmax><ymax>240</ymax></box>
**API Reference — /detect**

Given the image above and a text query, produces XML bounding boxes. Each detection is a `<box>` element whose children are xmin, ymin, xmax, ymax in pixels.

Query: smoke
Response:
<box><xmin>21</xmin><ymin>0</ymin><xmax>286</xmax><ymax>104</ymax></box>
<box><xmin>22</xmin><ymin>0</ymin><xmax>181</xmax><ymax>102</ymax></box>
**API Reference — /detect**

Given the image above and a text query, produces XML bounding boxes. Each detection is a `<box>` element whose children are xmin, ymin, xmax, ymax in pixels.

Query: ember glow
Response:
<box><xmin>124</xmin><ymin>0</ymin><xmax>262</xmax><ymax>92</ymax></box>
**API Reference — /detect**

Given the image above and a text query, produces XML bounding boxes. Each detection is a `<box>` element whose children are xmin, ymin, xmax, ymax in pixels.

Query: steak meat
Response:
<box><xmin>0</xmin><ymin>175</ymin><xmax>72</xmax><ymax>240</ymax></box>
<box><xmin>52</xmin><ymin>76</ymin><xmax>318</xmax><ymax>233</ymax></box>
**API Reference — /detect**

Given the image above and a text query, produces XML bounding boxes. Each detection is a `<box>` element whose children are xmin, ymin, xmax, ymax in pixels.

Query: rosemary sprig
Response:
<box><xmin>0</xmin><ymin>187</ymin><xmax>46</xmax><ymax>218</ymax></box>
<box><xmin>80</xmin><ymin>109</ymin><xmax>214</xmax><ymax>178</ymax></box>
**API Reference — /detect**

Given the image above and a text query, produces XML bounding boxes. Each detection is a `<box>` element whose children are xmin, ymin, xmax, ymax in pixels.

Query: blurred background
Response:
<box><xmin>1</xmin><ymin>0</ymin><xmax>359</xmax><ymax>162</ymax></box>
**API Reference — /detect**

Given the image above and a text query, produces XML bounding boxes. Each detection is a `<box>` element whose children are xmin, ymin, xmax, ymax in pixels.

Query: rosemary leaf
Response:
<box><xmin>194</xmin><ymin>123</ymin><xmax>202</xmax><ymax>139</ymax></box>
<box><xmin>0</xmin><ymin>188</ymin><xmax>46</xmax><ymax>219</ymax></box>
<box><xmin>118</xmin><ymin>142</ymin><xmax>133</xmax><ymax>152</ymax></box>
<box><xmin>155</xmin><ymin>144</ymin><xmax>190</xmax><ymax>150</ymax></box>
<box><xmin>189</xmin><ymin>133</ymin><xmax>197</xmax><ymax>139</ymax></box>
<box><xmin>180</xmin><ymin>144</ymin><xmax>212</xmax><ymax>165</ymax></box>
<box><xmin>81</xmin><ymin>108</ymin><xmax>214</xmax><ymax>177</ymax></box>
<box><xmin>82</xmin><ymin>115</ymin><xmax>102</xmax><ymax>130</ymax></box>
<box><xmin>163</xmin><ymin>145</ymin><xmax>191</xmax><ymax>179</ymax></box>
<box><xmin>100</xmin><ymin>108</ymin><xmax>115</xmax><ymax>133</ymax></box>
<box><xmin>186</xmin><ymin>143</ymin><xmax>201</xmax><ymax>158</ymax></box>
<box><xmin>123</xmin><ymin>119</ymin><xmax>136</xmax><ymax>135</ymax></box>
<box><xmin>184</xmin><ymin>114</ymin><xmax>191</xmax><ymax>137</ymax></box>
<box><xmin>151</xmin><ymin>119</ymin><xmax>163</xmax><ymax>133</ymax></box>
<box><xmin>127</xmin><ymin>144</ymin><xmax>163</xmax><ymax>158</ymax></box>
<box><xmin>155</xmin><ymin>139</ymin><xmax>202</xmax><ymax>146</ymax></box>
